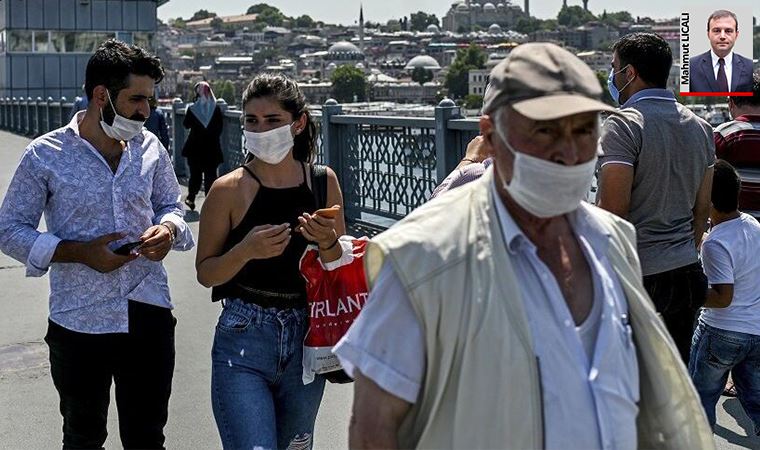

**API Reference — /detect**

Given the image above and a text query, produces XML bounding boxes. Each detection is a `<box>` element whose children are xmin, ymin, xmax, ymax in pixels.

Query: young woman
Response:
<box><xmin>195</xmin><ymin>74</ymin><xmax>345</xmax><ymax>450</ymax></box>
<box><xmin>182</xmin><ymin>81</ymin><xmax>224</xmax><ymax>210</ymax></box>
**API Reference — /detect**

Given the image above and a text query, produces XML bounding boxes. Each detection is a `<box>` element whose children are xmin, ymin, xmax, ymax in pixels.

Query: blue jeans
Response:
<box><xmin>211</xmin><ymin>299</ymin><xmax>326</xmax><ymax>450</ymax></box>
<box><xmin>689</xmin><ymin>320</ymin><xmax>760</xmax><ymax>433</ymax></box>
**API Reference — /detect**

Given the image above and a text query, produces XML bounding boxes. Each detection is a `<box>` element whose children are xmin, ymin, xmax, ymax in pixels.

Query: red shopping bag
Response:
<box><xmin>299</xmin><ymin>236</ymin><xmax>370</xmax><ymax>384</ymax></box>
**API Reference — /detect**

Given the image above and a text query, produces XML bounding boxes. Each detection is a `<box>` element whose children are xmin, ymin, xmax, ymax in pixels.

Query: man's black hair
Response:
<box><xmin>612</xmin><ymin>33</ymin><xmax>672</xmax><ymax>89</ymax></box>
<box><xmin>731</xmin><ymin>72</ymin><xmax>760</xmax><ymax>108</ymax></box>
<box><xmin>711</xmin><ymin>159</ymin><xmax>741</xmax><ymax>213</ymax></box>
<box><xmin>84</xmin><ymin>39</ymin><xmax>164</xmax><ymax>101</ymax></box>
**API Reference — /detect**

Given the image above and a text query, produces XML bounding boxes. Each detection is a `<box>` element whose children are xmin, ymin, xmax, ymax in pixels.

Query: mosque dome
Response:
<box><xmin>488</xmin><ymin>23</ymin><xmax>502</xmax><ymax>33</ymax></box>
<box><xmin>404</xmin><ymin>55</ymin><xmax>442</xmax><ymax>70</ymax></box>
<box><xmin>483</xmin><ymin>3</ymin><xmax>497</xmax><ymax>12</ymax></box>
<box><xmin>327</xmin><ymin>41</ymin><xmax>362</xmax><ymax>55</ymax></box>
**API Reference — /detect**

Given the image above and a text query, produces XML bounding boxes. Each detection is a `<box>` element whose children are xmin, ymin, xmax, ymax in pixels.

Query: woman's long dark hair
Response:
<box><xmin>242</xmin><ymin>74</ymin><xmax>317</xmax><ymax>163</ymax></box>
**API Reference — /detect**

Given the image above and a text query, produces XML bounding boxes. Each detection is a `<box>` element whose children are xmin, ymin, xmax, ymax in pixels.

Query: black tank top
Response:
<box><xmin>211</xmin><ymin>163</ymin><xmax>317</xmax><ymax>308</ymax></box>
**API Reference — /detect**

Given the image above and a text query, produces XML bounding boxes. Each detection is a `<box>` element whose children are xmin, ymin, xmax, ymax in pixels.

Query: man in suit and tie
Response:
<box><xmin>689</xmin><ymin>9</ymin><xmax>754</xmax><ymax>93</ymax></box>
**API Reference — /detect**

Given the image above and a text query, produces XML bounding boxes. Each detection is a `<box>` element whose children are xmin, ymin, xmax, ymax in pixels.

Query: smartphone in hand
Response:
<box><xmin>314</xmin><ymin>205</ymin><xmax>341</xmax><ymax>218</ymax></box>
<box><xmin>114</xmin><ymin>241</ymin><xmax>142</xmax><ymax>256</ymax></box>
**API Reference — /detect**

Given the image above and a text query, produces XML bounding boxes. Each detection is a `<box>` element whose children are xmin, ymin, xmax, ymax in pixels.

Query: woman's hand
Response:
<box><xmin>296</xmin><ymin>213</ymin><xmax>337</xmax><ymax>249</ymax></box>
<box><xmin>239</xmin><ymin>223</ymin><xmax>291</xmax><ymax>260</ymax></box>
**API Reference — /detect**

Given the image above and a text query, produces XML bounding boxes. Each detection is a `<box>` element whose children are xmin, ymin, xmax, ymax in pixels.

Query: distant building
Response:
<box><xmin>371</xmin><ymin>81</ymin><xmax>441</xmax><ymax>104</ymax></box>
<box><xmin>442</xmin><ymin>0</ymin><xmax>528</xmax><ymax>33</ymax></box>
<box><xmin>576</xmin><ymin>50</ymin><xmax>612</xmax><ymax>72</ymax></box>
<box><xmin>404</xmin><ymin>55</ymin><xmax>442</xmax><ymax>72</ymax></box>
<box><xmin>186</xmin><ymin>13</ymin><xmax>259</xmax><ymax>31</ymax></box>
<box><xmin>469</xmin><ymin>69</ymin><xmax>489</xmax><ymax>96</ymax></box>
<box><xmin>0</xmin><ymin>0</ymin><xmax>161</xmax><ymax>99</ymax></box>
<box><xmin>322</xmin><ymin>41</ymin><xmax>365</xmax><ymax>76</ymax></box>
<box><xmin>531</xmin><ymin>23</ymin><xmax>617</xmax><ymax>51</ymax></box>
<box><xmin>299</xmin><ymin>82</ymin><xmax>333</xmax><ymax>104</ymax></box>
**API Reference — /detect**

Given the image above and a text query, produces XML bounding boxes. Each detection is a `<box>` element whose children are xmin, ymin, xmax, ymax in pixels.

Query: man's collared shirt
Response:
<box><xmin>714</xmin><ymin>114</ymin><xmax>760</xmax><ymax>165</ymax></box>
<box><xmin>619</xmin><ymin>87</ymin><xmax>676</xmax><ymax>110</ymax></box>
<box><xmin>0</xmin><ymin>112</ymin><xmax>194</xmax><ymax>334</ymax></box>
<box><xmin>334</xmin><ymin>179</ymin><xmax>639</xmax><ymax>450</ymax></box>
<box><xmin>600</xmin><ymin>87</ymin><xmax>714</xmax><ymax>276</ymax></box>
<box><xmin>711</xmin><ymin>50</ymin><xmax>734</xmax><ymax>91</ymax></box>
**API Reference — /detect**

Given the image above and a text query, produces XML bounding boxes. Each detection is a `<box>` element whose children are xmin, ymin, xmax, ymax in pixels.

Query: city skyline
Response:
<box><xmin>157</xmin><ymin>0</ymin><xmax>686</xmax><ymax>26</ymax></box>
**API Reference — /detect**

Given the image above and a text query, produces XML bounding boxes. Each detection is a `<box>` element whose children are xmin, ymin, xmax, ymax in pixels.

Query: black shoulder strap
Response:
<box><xmin>310</xmin><ymin>164</ymin><xmax>328</xmax><ymax>209</ymax></box>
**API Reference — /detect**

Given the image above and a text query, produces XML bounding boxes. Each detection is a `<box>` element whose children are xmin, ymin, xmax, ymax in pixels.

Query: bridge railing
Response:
<box><xmin>1</xmin><ymin>97</ymin><xmax>480</xmax><ymax>233</ymax></box>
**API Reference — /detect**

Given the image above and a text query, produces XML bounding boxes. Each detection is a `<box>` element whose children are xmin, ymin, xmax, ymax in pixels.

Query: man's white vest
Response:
<box><xmin>364</xmin><ymin>168</ymin><xmax>714</xmax><ymax>449</ymax></box>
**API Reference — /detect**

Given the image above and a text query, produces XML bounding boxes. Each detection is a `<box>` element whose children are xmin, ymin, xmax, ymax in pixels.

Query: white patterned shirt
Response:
<box><xmin>0</xmin><ymin>112</ymin><xmax>194</xmax><ymax>334</ymax></box>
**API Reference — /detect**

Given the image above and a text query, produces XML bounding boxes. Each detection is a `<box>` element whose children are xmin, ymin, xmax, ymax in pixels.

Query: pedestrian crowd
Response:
<box><xmin>1</xmin><ymin>20</ymin><xmax>760</xmax><ymax>450</ymax></box>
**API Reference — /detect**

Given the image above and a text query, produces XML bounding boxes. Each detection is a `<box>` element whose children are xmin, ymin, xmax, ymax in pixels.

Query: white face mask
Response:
<box><xmin>494</xmin><ymin>125</ymin><xmax>597</xmax><ymax>218</ymax></box>
<box><xmin>100</xmin><ymin>90</ymin><xmax>145</xmax><ymax>142</ymax></box>
<box><xmin>244</xmin><ymin>123</ymin><xmax>295</xmax><ymax>165</ymax></box>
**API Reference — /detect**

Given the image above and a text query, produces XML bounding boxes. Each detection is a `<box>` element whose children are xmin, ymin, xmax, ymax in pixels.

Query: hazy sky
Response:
<box><xmin>157</xmin><ymin>0</ymin><xmax>686</xmax><ymax>25</ymax></box>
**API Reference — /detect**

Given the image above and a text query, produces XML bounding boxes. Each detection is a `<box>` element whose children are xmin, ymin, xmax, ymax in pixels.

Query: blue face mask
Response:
<box><xmin>607</xmin><ymin>65</ymin><xmax>633</xmax><ymax>104</ymax></box>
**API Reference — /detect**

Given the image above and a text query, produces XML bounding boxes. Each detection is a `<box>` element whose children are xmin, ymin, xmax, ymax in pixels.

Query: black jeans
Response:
<box><xmin>643</xmin><ymin>262</ymin><xmax>708</xmax><ymax>365</ymax></box>
<box><xmin>187</xmin><ymin>160</ymin><xmax>218</xmax><ymax>201</ymax></box>
<box><xmin>44</xmin><ymin>301</ymin><xmax>176</xmax><ymax>450</ymax></box>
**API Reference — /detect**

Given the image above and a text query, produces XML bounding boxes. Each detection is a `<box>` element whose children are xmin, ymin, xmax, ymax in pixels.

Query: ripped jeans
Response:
<box><xmin>211</xmin><ymin>298</ymin><xmax>326</xmax><ymax>450</ymax></box>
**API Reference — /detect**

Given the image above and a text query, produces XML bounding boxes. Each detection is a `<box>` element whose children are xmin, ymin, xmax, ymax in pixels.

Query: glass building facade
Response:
<box><xmin>0</xmin><ymin>0</ymin><xmax>159</xmax><ymax>99</ymax></box>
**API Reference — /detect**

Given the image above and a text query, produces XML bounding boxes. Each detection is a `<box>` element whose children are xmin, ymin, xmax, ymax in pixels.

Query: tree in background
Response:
<box><xmin>410</xmin><ymin>11</ymin><xmax>440</xmax><ymax>32</ymax></box>
<box><xmin>464</xmin><ymin>94</ymin><xmax>483</xmax><ymax>110</ymax></box>
<box><xmin>189</xmin><ymin>9</ymin><xmax>216</xmax><ymax>22</ymax></box>
<box><xmin>514</xmin><ymin>16</ymin><xmax>542</xmax><ymax>34</ymax></box>
<box><xmin>557</xmin><ymin>5</ymin><xmax>597</xmax><ymax>27</ymax></box>
<box><xmin>595</xmin><ymin>71</ymin><xmax>615</xmax><ymax>106</ymax></box>
<box><xmin>170</xmin><ymin>17</ymin><xmax>187</xmax><ymax>29</ymax></box>
<box><xmin>599</xmin><ymin>10</ymin><xmax>633</xmax><ymax>26</ymax></box>
<box><xmin>247</xmin><ymin>4</ymin><xmax>286</xmax><ymax>27</ymax></box>
<box><xmin>331</xmin><ymin>66</ymin><xmax>367</xmax><ymax>103</ymax></box>
<box><xmin>445</xmin><ymin>44</ymin><xmax>486</xmax><ymax>99</ymax></box>
<box><xmin>210</xmin><ymin>17</ymin><xmax>224</xmax><ymax>31</ymax></box>
<box><xmin>211</xmin><ymin>80</ymin><xmax>236</xmax><ymax>103</ymax></box>
<box><xmin>411</xmin><ymin>67</ymin><xmax>434</xmax><ymax>86</ymax></box>
<box><xmin>294</xmin><ymin>15</ymin><xmax>315</xmax><ymax>29</ymax></box>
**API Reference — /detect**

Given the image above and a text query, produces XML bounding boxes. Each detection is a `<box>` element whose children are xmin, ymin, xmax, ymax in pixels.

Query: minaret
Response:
<box><xmin>525</xmin><ymin>0</ymin><xmax>530</xmax><ymax>16</ymax></box>
<box><xmin>583</xmin><ymin>0</ymin><xmax>588</xmax><ymax>11</ymax></box>
<box><xmin>359</xmin><ymin>4</ymin><xmax>365</xmax><ymax>53</ymax></box>
<box><xmin>562</xmin><ymin>0</ymin><xmax>567</xmax><ymax>8</ymax></box>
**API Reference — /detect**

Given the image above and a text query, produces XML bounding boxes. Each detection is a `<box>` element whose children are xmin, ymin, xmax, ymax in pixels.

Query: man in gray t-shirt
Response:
<box><xmin>598</xmin><ymin>33</ymin><xmax>714</xmax><ymax>364</ymax></box>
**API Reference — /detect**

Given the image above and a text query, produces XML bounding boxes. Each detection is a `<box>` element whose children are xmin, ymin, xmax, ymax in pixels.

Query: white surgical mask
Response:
<box><xmin>494</xmin><ymin>125</ymin><xmax>597</xmax><ymax>218</ymax></box>
<box><xmin>244</xmin><ymin>123</ymin><xmax>295</xmax><ymax>165</ymax></box>
<box><xmin>100</xmin><ymin>90</ymin><xmax>145</xmax><ymax>142</ymax></box>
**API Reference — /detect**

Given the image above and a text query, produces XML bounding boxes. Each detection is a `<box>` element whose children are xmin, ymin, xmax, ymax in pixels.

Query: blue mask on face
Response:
<box><xmin>607</xmin><ymin>65</ymin><xmax>633</xmax><ymax>105</ymax></box>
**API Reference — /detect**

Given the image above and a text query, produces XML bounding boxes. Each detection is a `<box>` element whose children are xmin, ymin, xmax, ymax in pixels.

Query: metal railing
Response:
<box><xmin>0</xmin><ymin>96</ymin><xmax>480</xmax><ymax>233</ymax></box>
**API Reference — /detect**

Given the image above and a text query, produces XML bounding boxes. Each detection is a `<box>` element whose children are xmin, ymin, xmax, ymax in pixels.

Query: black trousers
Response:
<box><xmin>187</xmin><ymin>160</ymin><xmax>218</xmax><ymax>200</ymax></box>
<box><xmin>44</xmin><ymin>301</ymin><xmax>176</xmax><ymax>450</ymax></box>
<box><xmin>643</xmin><ymin>262</ymin><xmax>708</xmax><ymax>365</ymax></box>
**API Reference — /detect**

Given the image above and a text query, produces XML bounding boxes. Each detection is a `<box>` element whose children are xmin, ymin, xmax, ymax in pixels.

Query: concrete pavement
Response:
<box><xmin>0</xmin><ymin>129</ymin><xmax>758</xmax><ymax>449</ymax></box>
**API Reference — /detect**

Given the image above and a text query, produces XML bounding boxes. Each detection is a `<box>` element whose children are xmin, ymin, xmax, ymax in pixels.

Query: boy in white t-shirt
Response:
<box><xmin>689</xmin><ymin>159</ymin><xmax>760</xmax><ymax>433</ymax></box>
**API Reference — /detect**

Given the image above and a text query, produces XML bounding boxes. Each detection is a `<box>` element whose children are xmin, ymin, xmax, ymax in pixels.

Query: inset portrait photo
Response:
<box><xmin>679</xmin><ymin>4</ymin><xmax>754</xmax><ymax>96</ymax></box>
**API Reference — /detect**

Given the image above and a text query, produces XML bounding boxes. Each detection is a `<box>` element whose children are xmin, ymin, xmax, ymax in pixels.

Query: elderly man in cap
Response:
<box><xmin>333</xmin><ymin>43</ymin><xmax>712</xmax><ymax>449</ymax></box>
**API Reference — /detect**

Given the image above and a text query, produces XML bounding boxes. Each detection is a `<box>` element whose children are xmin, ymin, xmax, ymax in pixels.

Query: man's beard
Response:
<box><xmin>102</xmin><ymin>99</ymin><xmax>147</xmax><ymax>125</ymax></box>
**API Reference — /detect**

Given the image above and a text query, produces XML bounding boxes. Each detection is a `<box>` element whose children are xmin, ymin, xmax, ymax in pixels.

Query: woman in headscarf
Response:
<box><xmin>182</xmin><ymin>81</ymin><xmax>224</xmax><ymax>210</ymax></box>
